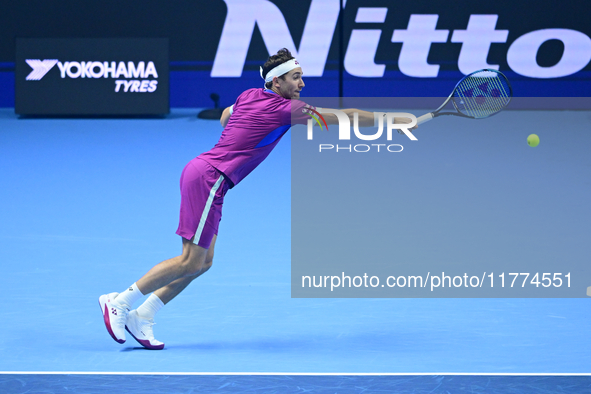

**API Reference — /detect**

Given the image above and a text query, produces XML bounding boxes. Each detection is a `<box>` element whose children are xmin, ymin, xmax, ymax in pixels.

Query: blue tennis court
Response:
<box><xmin>1</xmin><ymin>107</ymin><xmax>590</xmax><ymax>392</ymax></box>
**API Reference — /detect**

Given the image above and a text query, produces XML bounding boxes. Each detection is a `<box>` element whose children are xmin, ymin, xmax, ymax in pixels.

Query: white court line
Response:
<box><xmin>0</xmin><ymin>372</ymin><xmax>590</xmax><ymax>376</ymax></box>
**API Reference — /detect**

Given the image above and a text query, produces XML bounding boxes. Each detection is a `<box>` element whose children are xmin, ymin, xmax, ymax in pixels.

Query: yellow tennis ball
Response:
<box><xmin>527</xmin><ymin>134</ymin><xmax>540</xmax><ymax>147</ymax></box>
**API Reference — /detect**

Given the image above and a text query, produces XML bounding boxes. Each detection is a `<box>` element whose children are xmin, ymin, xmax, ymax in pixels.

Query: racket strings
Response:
<box><xmin>456</xmin><ymin>78</ymin><xmax>507</xmax><ymax>116</ymax></box>
<box><xmin>453</xmin><ymin>71</ymin><xmax>511</xmax><ymax>118</ymax></box>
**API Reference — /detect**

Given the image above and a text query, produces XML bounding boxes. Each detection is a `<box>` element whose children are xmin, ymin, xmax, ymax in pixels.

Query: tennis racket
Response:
<box><xmin>417</xmin><ymin>69</ymin><xmax>513</xmax><ymax>125</ymax></box>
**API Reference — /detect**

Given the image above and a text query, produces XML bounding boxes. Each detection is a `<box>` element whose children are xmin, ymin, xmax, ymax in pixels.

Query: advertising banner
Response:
<box><xmin>15</xmin><ymin>38</ymin><xmax>169</xmax><ymax>116</ymax></box>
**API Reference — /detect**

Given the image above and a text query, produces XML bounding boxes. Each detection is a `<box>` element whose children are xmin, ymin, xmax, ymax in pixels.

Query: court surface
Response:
<box><xmin>0</xmin><ymin>107</ymin><xmax>590</xmax><ymax>392</ymax></box>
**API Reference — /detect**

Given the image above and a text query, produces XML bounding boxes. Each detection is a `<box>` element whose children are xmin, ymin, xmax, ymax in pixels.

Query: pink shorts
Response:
<box><xmin>176</xmin><ymin>157</ymin><xmax>230</xmax><ymax>248</ymax></box>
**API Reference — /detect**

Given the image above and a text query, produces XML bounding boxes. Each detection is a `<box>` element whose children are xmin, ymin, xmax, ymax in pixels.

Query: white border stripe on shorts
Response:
<box><xmin>194</xmin><ymin>175</ymin><xmax>224</xmax><ymax>245</ymax></box>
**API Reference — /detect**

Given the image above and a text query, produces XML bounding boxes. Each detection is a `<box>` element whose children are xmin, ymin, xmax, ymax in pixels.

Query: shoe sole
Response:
<box><xmin>98</xmin><ymin>295</ymin><xmax>125</xmax><ymax>344</ymax></box>
<box><xmin>125</xmin><ymin>326</ymin><xmax>165</xmax><ymax>350</ymax></box>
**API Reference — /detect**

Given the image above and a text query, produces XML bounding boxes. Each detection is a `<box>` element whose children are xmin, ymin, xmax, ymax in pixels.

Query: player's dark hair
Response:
<box><xmin>262</xmin><ymin>48</ymin><xmax>295</xmax><ymax>89</ymax></box>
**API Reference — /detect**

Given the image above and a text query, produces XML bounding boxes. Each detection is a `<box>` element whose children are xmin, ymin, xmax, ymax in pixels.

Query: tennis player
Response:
<box><xmin>99</xmin><ymin>48</ymin><xmax>389</xmax><ymax>350</ymax></box>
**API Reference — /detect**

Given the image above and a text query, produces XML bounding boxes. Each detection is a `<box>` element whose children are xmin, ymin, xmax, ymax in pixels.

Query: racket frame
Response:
<box><xmin>417</xmin><ymin>69</ymin><xmax>512</xmax><ymax>125</ymax></box>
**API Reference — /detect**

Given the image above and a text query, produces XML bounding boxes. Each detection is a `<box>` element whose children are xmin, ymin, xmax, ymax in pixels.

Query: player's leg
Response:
<box><xmin>153</xmin><ymin>235</ymin><xmax>217</xmax><ymax>304</ymax></box>
<box><xmin>133</xmin><ymin>236</ymin><xmax>212</xmax><ymax>297</ymax></box>
<box><xmin>97</xmin><ymin>239</ymin><xmax>209</xmax><ymax>346</ymax></box>
<box><xmin>99</xmin><ymin>158</ymin><xmax>226</xmax><ymax>347</ymax></box>
<box><xmin>122</xmin><ymin>236</ymin><xmax>216</xmax><ymax>349</ymax></box>
<box><xmin>131</xmin><ymin>157</ymin><xmax>222</xmax><ymax>298</ymax></box>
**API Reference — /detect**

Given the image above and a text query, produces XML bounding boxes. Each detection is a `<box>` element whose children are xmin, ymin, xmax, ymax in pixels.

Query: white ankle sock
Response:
<box><xmin>136</xmin><ymin>293</ymin><xmax>164</xmax><ymax>320</ymax></box>
<box><xmin>115</xmin><ymin>283</ymin><xmax>144</xmax><ymax>308</ymax></box>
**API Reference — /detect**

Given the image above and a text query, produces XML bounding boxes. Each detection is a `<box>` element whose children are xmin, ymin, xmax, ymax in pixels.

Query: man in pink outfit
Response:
<box><xmin>99</xmin><ymin>48</ymin><xmax>381</xmax><ymax>349</ymax></box>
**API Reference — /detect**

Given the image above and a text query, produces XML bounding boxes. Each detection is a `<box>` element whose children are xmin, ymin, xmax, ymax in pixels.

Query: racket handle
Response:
<box><xmin>417</xmin><ymin>113</ymin><xmax>434</xmax><ymax>125</ymax></box>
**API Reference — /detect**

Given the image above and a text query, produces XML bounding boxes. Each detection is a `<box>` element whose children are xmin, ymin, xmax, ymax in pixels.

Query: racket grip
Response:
<box><xmin>417</xmin><ymin>113</ymin><xmax>434</xmax><ymax>125</ymax></box>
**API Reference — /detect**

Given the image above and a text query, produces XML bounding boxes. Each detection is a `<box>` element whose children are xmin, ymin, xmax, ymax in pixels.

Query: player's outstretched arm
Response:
<box><xmin>220</xmin><ymin>106</ymin><xmax>232</xmax><ymax>128</ymax></box>
<box><xmin>320</xmin><ymin>108</ymin><xmax>375</xmax><ymax>127</ymax></box>
<box><xmin>321</xmin><ymin>109</ymin><xmax>417</xmax><ymax>130</ymax></box>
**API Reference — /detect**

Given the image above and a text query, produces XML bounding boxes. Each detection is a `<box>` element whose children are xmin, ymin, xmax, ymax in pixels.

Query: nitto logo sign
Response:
<box><xmin>25</xmin><ymin>59</ymin><xmax>160</xmax><ymax>93</ymax></box>
<box><xmin>212</xmin><ymin>0</ymin><xmax>591</xmax><ymax>79</ymax></box>
<box><xmin>306</xmin><ymin>110</ymin><xmax>417</xmax><ymax>153</ymax></box>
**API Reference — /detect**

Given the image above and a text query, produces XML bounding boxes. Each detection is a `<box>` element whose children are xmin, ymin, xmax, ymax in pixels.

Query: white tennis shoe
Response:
<box><xmin>98</xmin><ymin>292</ymin><xmax>129</xmax><ymax>344</ymax></box>
<box><xmin>125</xmin><ymin>310</ymin><xmax>165</xmax><ymax>350</ymax></box>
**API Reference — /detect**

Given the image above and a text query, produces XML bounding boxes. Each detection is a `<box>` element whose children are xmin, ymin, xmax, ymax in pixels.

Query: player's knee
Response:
<box><xmin>193</xmin><ymin>254</ymin><xmax>213</xmax><ymax>276</ymax></box>
<box><xmin>202</xmin><ymin>256</ymin><xmax>213</xmax><ymax>273</ymax></box>
<box><xmin>176</xmin><ymin>243</ymin><xmax>201</xmax><ymax>276</ymax></box>
<box><xmin>179</xmin><ymin>244</ymin><xmax>213</xmax><ymax>277</ymax></box>
<box><xmin>179</xmin><ymin>255</ymin><xmax>202</xmax><ymax>277</ymax></box>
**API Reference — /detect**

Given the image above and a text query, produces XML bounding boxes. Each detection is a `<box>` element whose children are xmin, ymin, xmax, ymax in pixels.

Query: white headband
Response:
<box><xmin>260</xmin><ymin>59</ymin><xmax>301</xmax><ymax>83</ymax></box>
